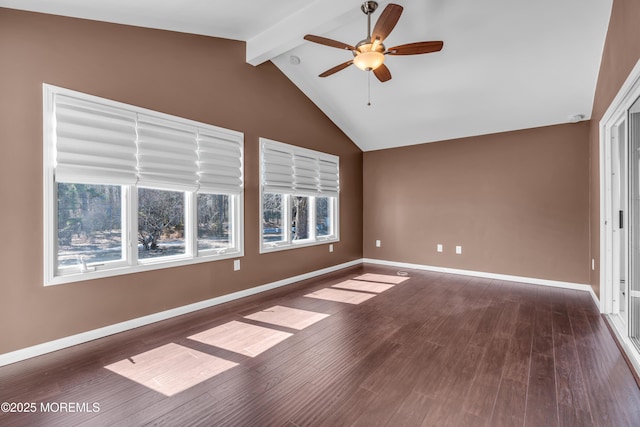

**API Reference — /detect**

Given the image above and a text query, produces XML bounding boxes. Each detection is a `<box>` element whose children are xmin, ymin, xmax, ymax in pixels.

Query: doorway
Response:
<box><xmin>601</xmin><ymin>59</ymin><xmax>640</xmax><ymax>373</ymax></box>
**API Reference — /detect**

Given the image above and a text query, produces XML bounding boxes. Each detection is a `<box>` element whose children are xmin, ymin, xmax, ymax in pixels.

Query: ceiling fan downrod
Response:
<box><xmin>361</xmin><ymin>1</ymin><xmax>379</xmax><ymax>38</ymax></box>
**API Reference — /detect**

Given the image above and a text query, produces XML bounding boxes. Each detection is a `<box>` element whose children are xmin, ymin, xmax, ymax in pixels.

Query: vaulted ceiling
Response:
<box><xmin>0</xmin><ymin>0</ymin><xmax>613</xmax><ymax>151</ymax></box>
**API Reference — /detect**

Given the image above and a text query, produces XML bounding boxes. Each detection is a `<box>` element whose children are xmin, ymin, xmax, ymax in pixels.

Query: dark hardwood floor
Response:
<box><xmin>1</xmin><ymin>264</ymin><xmax>640</xmax><ymax>426</ymax></box>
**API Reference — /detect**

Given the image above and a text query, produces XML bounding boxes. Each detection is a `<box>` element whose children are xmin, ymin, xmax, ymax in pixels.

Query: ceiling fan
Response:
<box><xmin>304</xmin><ymin>1</ymin><xmax>444</xmax><ymax>83</ymax></box>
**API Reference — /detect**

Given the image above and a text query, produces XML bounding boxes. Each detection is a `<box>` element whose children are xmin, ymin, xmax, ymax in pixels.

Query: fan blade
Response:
<box><xmin>319</xmin><ymin>60</ymin><xmax>354</xmax><ymax>77</ymax></box>
<box><xmin>373</xmin><ymin>64</ymin><xmax>392</xmax><ymax>82</ymax></box>
<box><xmin>371</xmin><ymin>4</ymin><xmax>403</xmax><ymax>44</ymax></box>
<box><xmin>386</xmin><ymin>41</ymin><xmax>444</xmax><ymax>55</ymax></box>
<box><xmin>304</xmin><ymin>35</ymin><xmax>355</xmax><ymax>51</ymax></box>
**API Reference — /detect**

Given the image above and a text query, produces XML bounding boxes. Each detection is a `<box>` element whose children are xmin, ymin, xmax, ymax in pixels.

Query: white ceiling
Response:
<box><xmin>1</xmin><ymin>0</ymin><xmax>613</xmax><ymax>151</ymax></box>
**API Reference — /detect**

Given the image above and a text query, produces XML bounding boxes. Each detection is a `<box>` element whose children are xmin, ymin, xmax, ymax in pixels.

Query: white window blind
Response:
<box><xmin>197</xmin><ymin>130</ymin><xmax>243</xmax><ymax>194</ymax></box>
<box><xmin>50</xmin><ymin>88</ymin><xmax>243</xmax><ymax>194</ymax></box>
<box><xmin>261</xmin><ymin>138</ymin><xmax>339</xmax><ymax>196</ymax></box>
<box><xmin>54</xmin><ymin>95</ymin><xmax>138</xmax><ymax>185</ymax></box>
<box><xmin>262</xmin><ymin>143</ymin><xmax>295</xmax><ymax>194</ymax></box>
<box><xmin>319</xmin><ymin>159</ymin><xmax>340</xmax><ymax>195</ymax></box>
<box><xmin>293</xmin><ymin>154</ymin><xmax>320</xmax><ymax>195</ymax></box>
<box><xmin>137</xmin><ymin>115</ymin><xmax>199</xmax><ymax>192</ymax></box>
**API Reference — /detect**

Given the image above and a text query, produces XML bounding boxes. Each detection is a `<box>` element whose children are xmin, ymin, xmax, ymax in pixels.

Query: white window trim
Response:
<box><xmin>43</xmin><ymin>84</ymin><xmax>244</xmax><ymax>286</ymax></box>
<box><xmin>259</xmin><ymin>194</ymin><xmax>340</xmax><ymax>254</ymax></box>
<box><xmin>259</xmin><ymin>138</ymin><xmax>340</xmax><ymax>254</ymax></box>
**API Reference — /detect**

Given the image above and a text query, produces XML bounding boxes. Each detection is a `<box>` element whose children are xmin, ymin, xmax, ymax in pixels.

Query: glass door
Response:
<box><xmin>612</xmin><ymin>117</ymin><xmax>628</xmax><ymax>330</ymax></box>
<box><xmin>601</xmin><ymin>62</ymin><xmax>640</xmax><ymax>374</ymax></box>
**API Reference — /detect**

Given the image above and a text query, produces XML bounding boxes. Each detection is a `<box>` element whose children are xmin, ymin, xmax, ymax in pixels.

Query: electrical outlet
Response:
<box><xmin>233</xmin><ymin>259</ymin><xmax>240</xmax><ymax>271</ymax></box>
<box><xmin>329</xmin><ymin>244</ymin><xmax>334</xmax><ymax>252</ymax></box>
<box><xmin>455</xmin><ymin>246</ymin><xmax>462</xmax><ymax>254</ymax></box>
<box><xmin>437</xmin><ymin>244</ymin><xmax>443</xmax><ymax>252</ymax></box>
<box><xmin>376</xmin><ymin>240</ymin><xmax>381</xmax><ymax>247</ymax></box>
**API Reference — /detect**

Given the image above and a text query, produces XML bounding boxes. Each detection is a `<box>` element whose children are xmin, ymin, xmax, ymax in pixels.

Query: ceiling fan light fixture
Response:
<box><xmin>353</xmin><ymin>51</ymin><xmax>385</xmax><ymax>71</ymax></box>
<box><xmin>353</xmin><ymin>42</ymin><xmax>385</xmax><ymax>71</ymax></box>
<box><xmin>304</xmin><ymin>2</ymin><xmax>443</xmax><ymax>81</ymax></box>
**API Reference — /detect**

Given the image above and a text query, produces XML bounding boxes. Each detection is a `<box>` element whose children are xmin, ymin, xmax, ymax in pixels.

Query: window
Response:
<box><xmin>315</xmin><ymin>196</ymin><xmax>333</xmax><ymax>237</ymax></box>
<box><xmin>291</xmin><ymin>196</ymin><xmax>310</xmax><ymax>240</ymax></box>
<box><xmin>262</xmin><ymin>193</ymin><xmax>285</xmax><ymax>243</ymax></box>
<box><xmin>259</xmin><ymin>138</ymin><xmax>339</xmax><ymax>252</ymax></box>
<box><xmin>197</xmin><ymin>193</ymin><xmax>232</xmax><ymax>252</ymax></box>
<box><xmin>138</xmin><ymin>188</ymin><xmax>186</xmax><ymax>260</ymax></box>
<box><xmin>44</xmin><ymin>84</ymin><xmax>244</xmax><ymax>285</ymax></box>
<box><xmin>57</xmin><ymin>183</ymin><xmax>123</xmax><ymax>269</ymax></box>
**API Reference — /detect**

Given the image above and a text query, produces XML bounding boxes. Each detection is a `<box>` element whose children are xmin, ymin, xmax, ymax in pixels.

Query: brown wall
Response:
<box><xmin>589</xmin><ymin>0</ymin><xmax>640</xmax><ymax>297</ymax></box>
<box><xmin>363</xmin><ymin>123</ymin><xmax>591</xmax><ymax>284</ymax></box>
<box><xmin>0</xmin><ymin>9</ymin><xmax>363</xmax><ymax>355</ymax></box>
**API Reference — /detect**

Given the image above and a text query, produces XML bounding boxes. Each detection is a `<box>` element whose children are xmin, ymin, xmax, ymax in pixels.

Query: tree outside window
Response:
<box><xmin>57</xmin><ymin>183</ymin><xmax>122</xmax><ymax>267</ymax></box>
<box><xmin>291</xmin><ymin>196</ymin><xmax>309</xmax><ymax>240</ymax></box>
<box><xmin>197</xmin><ymin>193</ymin><xmax>231</xmax><ymax>251</ymax></box>
<box><xmin>138</xmin><ymin>188</ymin><xmax>185</xmax><ymax>259</ymax></box>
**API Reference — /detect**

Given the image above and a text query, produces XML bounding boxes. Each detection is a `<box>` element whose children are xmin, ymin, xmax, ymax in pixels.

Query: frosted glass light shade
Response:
<box><xmin>353</xmin><ymin>51</ymin><xmax>385</xmax><ymax>71</ymax></box>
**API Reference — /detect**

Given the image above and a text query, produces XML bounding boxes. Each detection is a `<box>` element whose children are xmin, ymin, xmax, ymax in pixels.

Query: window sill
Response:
<box><xmin>45</xmin><ymin>250</ymin><xmax>243</xmax><ymax>286</ymax></box>
<box><xmin>259</xmin><ymin>236</ymin><xmax>339</xmax><ymax>254</ymax></box>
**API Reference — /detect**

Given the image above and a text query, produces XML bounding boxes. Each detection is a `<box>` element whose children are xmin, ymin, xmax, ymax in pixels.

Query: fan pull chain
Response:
<box><xmin>367</xmin><ymin>71</ymin><xmax>371</xmax><ymax>106</ymax></box>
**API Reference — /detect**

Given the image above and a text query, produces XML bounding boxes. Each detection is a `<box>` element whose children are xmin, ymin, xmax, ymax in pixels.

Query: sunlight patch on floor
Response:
<box><xmin>354</xmin><ymin>273</ymin><xmax>410</xmax><ymax>284</ymax></box>
<box><xmin>332</xmin><ymin>279</ymin><xmax>395</xmax><ymax>293</ymax></box>
<box><xmin>244</xmin><ymin>305</ymin><xmax>330</xmax><ymax>330</ymax></box>
<box><xmin>304</xmin><ymin>288</ymin><xmax>377</xmax><ymax>305</ymax></box>
<box><xmin>105</xmin><ymin>343</ymin><xmax>237</xmax><ymax>396</ymax></box>
<box><xmin>189</xmin><ymin>320</ymin><xmax>293</xmax><ymax>357</ymax></box>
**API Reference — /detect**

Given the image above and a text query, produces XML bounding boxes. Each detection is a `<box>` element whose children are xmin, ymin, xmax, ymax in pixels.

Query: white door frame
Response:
<box><xmin>609</xmin><ymin>114</ymin><xmax>628</xmax><ymax>331</ymax></box>
<box><xmin>599</xmin><ymin>58</ymin><xmax>640</xmax><ymax>373</ymax></box>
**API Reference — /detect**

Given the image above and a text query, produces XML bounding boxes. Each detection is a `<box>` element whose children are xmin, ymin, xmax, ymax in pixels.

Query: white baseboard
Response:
<box><xmin>604</xmin><ymin>314</ymin><xmax>640</xmax><ymax>377</ymax></box>
<box><xmin>363</xmin><ymin>258</ymin><xmax>594</xmax><ymax>292</ymax></box>
<box><xmin>589</xmin><ymin>288</ymin><xmax>601</xmax><ymax>311</ymax></box>
<box><xmin>0</xmin><ymin>259</ymin><xmax>362</xmax><ymax>367</ymax></box>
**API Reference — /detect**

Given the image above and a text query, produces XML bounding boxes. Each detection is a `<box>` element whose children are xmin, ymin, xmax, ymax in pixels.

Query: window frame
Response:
<box><xmin>259</xmin><ymin>138</ymin><xmax>340</xmax><ymax>253</ymax></box>
<box><xmin>54</xmin><ymin>182</ymin><xmax>130</xmax><ymax>276</ymax></box>
<box><xmin>195</xmin><ymin>192</ymin><xmax>240</xmax><ymax>256</ymax></box>
<box><xmin>43</xmin><ymin>84</ymin><xmax>244</xmax><ymax>286</ymax></box>
<box><xmin>135</xmin><ymin>186</ymin><xmax>190</xmax><ymax>264</ymax></box>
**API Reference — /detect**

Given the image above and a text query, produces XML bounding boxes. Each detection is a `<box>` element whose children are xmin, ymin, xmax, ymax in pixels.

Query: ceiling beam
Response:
<box><xmin>246</xmin><ymin>0</ymin><xmax>360</xmax><ymax>66</ymax></box>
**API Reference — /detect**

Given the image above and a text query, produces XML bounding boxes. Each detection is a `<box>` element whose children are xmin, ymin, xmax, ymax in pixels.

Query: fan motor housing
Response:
<box><xmin>353</xmin><ymin>39</ymin><xmax>386</xmax><ymax>71</ymax></box>
<box><xmin>361</xmin><ymin>1</ymin><xmax>378</xmax><ymax>15</ymax></box>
